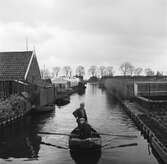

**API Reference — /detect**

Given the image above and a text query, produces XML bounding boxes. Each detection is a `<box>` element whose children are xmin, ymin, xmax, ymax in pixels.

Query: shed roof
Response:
<box><xmin>0</xmin><ymin>51</ymin><xmax>33</xmax><ymax>81</ymax></box>
<box><xmin>52</xmin><ymin>78</ymin><xmax>68</xmax><ymax>84</ymax></box>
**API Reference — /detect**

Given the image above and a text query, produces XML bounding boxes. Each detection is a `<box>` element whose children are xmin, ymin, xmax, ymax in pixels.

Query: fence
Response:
<box><xmin>135</xmin><ymin>81</ymin><xmax>167</xmax><ymax>97</ymax></box>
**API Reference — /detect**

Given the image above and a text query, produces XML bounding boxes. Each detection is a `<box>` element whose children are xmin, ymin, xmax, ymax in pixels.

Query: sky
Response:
<box><xmin>0</xmin><ymin>0</ymin><xmax>167</xmax><ymax>75</ymax></box>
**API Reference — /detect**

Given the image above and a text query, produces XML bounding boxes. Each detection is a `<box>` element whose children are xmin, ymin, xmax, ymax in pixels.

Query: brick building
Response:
<box><xmin>0</xmin><ymin>51</ymin><xmax>41</xmax><ymax>98</ymax></box>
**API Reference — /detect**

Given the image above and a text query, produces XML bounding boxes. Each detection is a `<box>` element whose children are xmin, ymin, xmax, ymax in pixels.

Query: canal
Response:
<box><xmin>0</xmin><ymin>84</ymin><xmax>162</xmax><ymax>164</ymax></box>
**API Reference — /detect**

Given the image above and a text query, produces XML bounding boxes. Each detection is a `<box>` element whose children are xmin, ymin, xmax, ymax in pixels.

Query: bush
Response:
<box><xmin>0</xmin><ymin>93</ymin><xmax>28</xmax><ymax>120</ymax></box>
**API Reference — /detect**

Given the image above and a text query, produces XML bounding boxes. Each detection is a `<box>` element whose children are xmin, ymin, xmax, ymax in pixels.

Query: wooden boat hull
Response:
<box><xmin>70</xmin><ymin>148</ymin><xmax>101</xmax><ymax>164</ymax></box>
<box><xmin>69</xmin><ymin>137</ymin><xmax>101</xmax><ymax>150</ymax></box>
<box><xmin>69</xmin><ymin>127</ymin><xmax>101</xmax><ymax>151</ymax></box>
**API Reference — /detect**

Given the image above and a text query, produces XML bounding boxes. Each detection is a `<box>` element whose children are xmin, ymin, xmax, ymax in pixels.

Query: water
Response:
<box><xmin>0</xmin><ymin>84</ymin><xmax>162</xmax><ymax>164</ymax></box>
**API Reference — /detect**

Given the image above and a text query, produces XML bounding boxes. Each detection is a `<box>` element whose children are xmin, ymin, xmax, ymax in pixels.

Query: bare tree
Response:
<box><xmin>134</xmin><ymin>67</ymin><xmax>143</xmax><ymax>76</ymax></box>
<box><xmin>63</xmin><ymin>66</ymin><xmax>72</xmax><ymax>77</ymax></box>
<box><xmin>129</xmin><ymin>65</ymin><xmax>135</xmax><ymax>76</ymax></box>
<box><xmin>52</xmin><ymin>66</ymin><xmax>61</xmax><ymax>78</ymax></box>
<box><xmin>99</xmin><ymin>66</ymin><xmax>106</xmax><ymax>77</ymax></box>
<box><xmin>40</xmin><ymin>68</ymin><xmax>52</xmax><ymax>79</ymax></box>
<box><xmin>106</xmin><ymin>66</ymin><xmax>114</xmax><ymax>76</ymax></box>
<box><xmin>76</xmin><ymin>65</ymin><xmax>85</xmax><ymax>77</ymax></box>
<box><xmin>145</xmin><ymin>68</ymin><xmax>154</xmax><ymax>76</ymax></box>
<box><xmin>120</xmin><ymin>62</ymin><xmax>135</xmax><ymax>76</ymax></box>
<box><xmin>88</xmin><ymin>65</ymin><xmax>98</xmax><ymax>77</ymax></box>
<box><xmin>156</xmin><ymin>71</ymin><xmax>163</xmax><ymax>77</ymax></box>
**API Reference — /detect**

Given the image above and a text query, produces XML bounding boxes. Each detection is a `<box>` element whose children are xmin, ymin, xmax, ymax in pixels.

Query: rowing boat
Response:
<box><xmin>69</xmin><ymin>126</ymin><xmax>101</xmax><ymax>151</ymax></box>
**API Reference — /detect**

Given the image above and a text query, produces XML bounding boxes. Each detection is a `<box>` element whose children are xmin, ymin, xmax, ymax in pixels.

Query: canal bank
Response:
<box><xmin>0</xmin><ymin>84</ymin><xmax>160</xmax><ymax>164</ymax></box>
<box><xmin>122</xmin><ymin>100</ymin><xmax>167</xmax><ymax>164</ymax></box>
<box><xmin>102</xmin><ymin>77</ymin><xmax>167</xmax><ymax>164</ymax></box>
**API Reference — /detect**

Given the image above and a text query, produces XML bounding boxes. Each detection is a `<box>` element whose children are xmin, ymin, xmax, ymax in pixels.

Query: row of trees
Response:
<box><xmin>119</xmin><ymin>62</ymin><xmax>163</xmax><ymax>76</ymax></box>
<box><xmin>41</xmin><ymin>66</ymin><xmax>83</xmax><ymax>79</ymax></box>
<box><xmin>41</xmin><ymin>62</ymin><xmax>163</xmax><ymax>79</ymax></box>
<box><xmin>88</xmin><ymin>66</ymin><xmax>114</xmax><ymax>77</ymax></box>
<box><xmin>40</xmin><ymin>65</ymin><xmax>114</xmax><ymax>79</ymax></box>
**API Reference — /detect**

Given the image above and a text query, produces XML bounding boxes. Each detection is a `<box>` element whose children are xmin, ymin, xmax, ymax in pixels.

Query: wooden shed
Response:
<box><xmin>36</xmin><ymin>79</ymin><xmax>55</xmax><ymax>107</ymax></box>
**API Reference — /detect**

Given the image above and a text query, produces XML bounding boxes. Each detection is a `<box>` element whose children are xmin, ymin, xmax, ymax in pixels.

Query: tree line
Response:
<box><xmin>119</xmin><ymin>62</ymin><xmax>163</xmax><ymax>76</ymax></box>
<box><xmin>40</xmin><ymin>62</ymin><xmax>163</xmax><ymax>79</ymax></box>
<box><xmin>40</xmin><ymin>65</ymin><xmax>114</xmax><ymax>79</ymax></box>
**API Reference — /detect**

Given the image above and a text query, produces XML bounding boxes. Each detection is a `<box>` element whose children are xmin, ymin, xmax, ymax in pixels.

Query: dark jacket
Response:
<box><xmin>73</xmin><ymin>108</ymin><xmax>87</xmax><ymax>122</ymax></box>
<box><xmin>79</xmin><ymin>123</ymin><xmax>92</xmax><ymax>139</ymax></box>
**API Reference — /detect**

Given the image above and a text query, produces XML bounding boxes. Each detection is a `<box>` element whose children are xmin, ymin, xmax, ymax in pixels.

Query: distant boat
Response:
<box><xmin>32</xmin><ymin>104</ymin><xmax>55</xmax><ymax>113</ymax></box>
<box><xmin>69</xmin><ymin>126</ymin><xmax>101</xmax><ymax>151</ymax></box>
<box><xmin>55</xmin><ymin>96</ymin><xmax>70</xmax><ymax>106</ymax></box>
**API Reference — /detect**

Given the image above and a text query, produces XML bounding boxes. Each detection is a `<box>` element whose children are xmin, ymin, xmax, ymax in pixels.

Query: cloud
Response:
<box><xmin>0</xmin><ymin>0</ymin><xmax>166</xmax><ymax>35</ymax></box>
<box><xmin>0</xmin><ymin>22</ymin><xmax>53</xmax><ymax>50</ymax></box>
<box><xmin>0</xmin><ymin>0</ymin><xmax>167</xmax><ymax>74</ymax></box>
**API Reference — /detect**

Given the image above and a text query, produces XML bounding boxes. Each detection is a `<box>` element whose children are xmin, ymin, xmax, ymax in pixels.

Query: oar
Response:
<box><xmin>99</xmin><ymin>133</ymin><xmax>137</xmax><ymax>138</ymax></box>
<box><xmin>39</xmin><ymin>131</ymin><xmax>70</xmax><ymax>136</ymax></box>
<box><xmin>39</xmin><ymin>132</ymin><xmax>137</xmax><ymax>138</ymax></box>
<box><xmin>103</xmin><ymin>143</ymin><xmax>138</xmax><ymax>150</ymax></box>
<box><xmin>38</xmin><ymin>131</ymin><xmax>78</xmax><ymax>137</ymax></box>
<box><xmin>41</xmin><ymin>141</ymin><xmax>68</xmax><ymax>150</ymax></box>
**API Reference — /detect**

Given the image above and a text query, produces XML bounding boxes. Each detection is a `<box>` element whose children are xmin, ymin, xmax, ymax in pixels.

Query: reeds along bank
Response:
<box><xmin>104</xmin><ymin>78</ymin><xmax>134</xmax><ymax>100</ymax></box>
<box><xmin>103</xmin><ymin>77</ymin><xmax>167</xmax><ymax>100</ymax></box>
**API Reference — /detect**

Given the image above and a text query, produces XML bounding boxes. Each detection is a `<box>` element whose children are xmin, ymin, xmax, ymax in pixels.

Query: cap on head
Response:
<box><xmin>80</xmin><ymin>103</ymin><xmax>85</xmax><ymax>108</ymax></box>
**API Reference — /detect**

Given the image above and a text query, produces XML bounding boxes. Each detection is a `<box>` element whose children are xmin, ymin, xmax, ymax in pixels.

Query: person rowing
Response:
<box><xmin>73</xmin><ymin>103</ymin><xmax>88</xmax><ymax>124</ymax></box>
<box><xmin>73</xmin><ymin>103</ymin><xmax>95</xmax><ymax>139</ymax></box>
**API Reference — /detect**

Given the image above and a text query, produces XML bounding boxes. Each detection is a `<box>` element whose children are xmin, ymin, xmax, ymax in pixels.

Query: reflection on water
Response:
<box><xmin>77</xmin><ymin>89</ymin><xmax>86</xmax><ymax>96</ymax></box>
<box><xmin>70</xmin><ymin>150</ymin><xmax>101</xmax><ymax>164</ymax></box>
<box><xmin>0</xmin><ymin>84</ymin><xmax>162</xmax><ymax>164</ymax></box>
<box><xmin>0</xmin><ymin>112</ymin><xmax>55</xmax><ymax>160</ymax></box>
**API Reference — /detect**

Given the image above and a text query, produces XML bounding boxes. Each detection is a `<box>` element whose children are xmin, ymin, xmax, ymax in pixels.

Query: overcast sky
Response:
<box><xmin>0</xmin><ymin>0</ymin><xmax>167</xmax><ymax>74</ymax></box>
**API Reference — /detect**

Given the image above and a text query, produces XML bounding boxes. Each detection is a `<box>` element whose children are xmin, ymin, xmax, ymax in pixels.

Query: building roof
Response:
<box><xmin>36</xmin><ymin>79</ymin><xmax>53</xmax><ymax>88</ymax></box>
<box><xmin>0</xmin><ymin>51</ymin><xmax>33</xmax><ymax>81</ymax></box>
<box><xmin>52</xmin><ymin>78</ymin><xmax>68</xmax><ymax>84</ymax></box>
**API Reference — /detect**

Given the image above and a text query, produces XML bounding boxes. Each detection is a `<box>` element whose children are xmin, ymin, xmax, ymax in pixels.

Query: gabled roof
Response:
<box><xmin>0</xmin><ymin>51</ymin><xmax>33</xmax><ymax>81</ymax></box>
